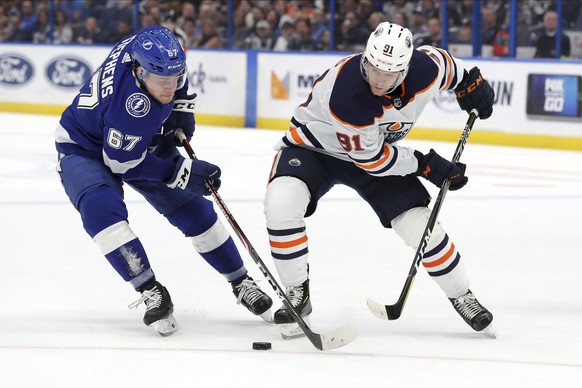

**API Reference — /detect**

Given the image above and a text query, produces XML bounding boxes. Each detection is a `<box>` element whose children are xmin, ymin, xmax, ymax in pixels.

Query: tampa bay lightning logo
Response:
<box><xmin>142</xmin><ymin>40</ymin><xmax>154</xmax><ymax>50</ymax></box>
<box><xmin>0</xmin><ymin>54</ymin><xmax>34</xmax><ymax>87</ymax></box>
<box><xmin>289</xmin><ymin>158</ymin><xmax>301</xmax><ymax>167</ymax></box>
<box><xmin>46</xmin><ymin>56</ymin><xmax>91</xmax><ymax>89</ymax></box>
<box><xmin>126</xmin><ymin>93</ymin><xmax>151</xmax><ymax>117</ymax></box>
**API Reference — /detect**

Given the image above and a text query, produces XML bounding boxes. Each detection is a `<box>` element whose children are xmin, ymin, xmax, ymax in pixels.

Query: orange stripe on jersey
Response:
<box><xmin>289</xmin><ymin>127</ymin><xmax>305</xmax><ymax>144</ymax></box>
<box><xmin>436</xmin><ymin>48</ymin><xmax>454</xmax><ymax>89</ymax></box>
<box><xmin>423</xmin><ymin>243</ymin><xmax>456</xmax><ymax>268</ymax></box>
<box><xmin>355</xmin><ymin>144</ymin><xmax>391</xmax><ymax>170</ymax></box>
<box><xmin>269</xmin><ymin>235</ymin><xmax>308</xmax><ymax>249</ymax></box>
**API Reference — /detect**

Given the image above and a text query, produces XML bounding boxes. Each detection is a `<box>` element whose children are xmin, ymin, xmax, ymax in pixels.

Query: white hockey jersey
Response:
<box><xmin>276</xmin><ymin>46</ymin><xmax>466</xmax><ymax>177</ymax></box>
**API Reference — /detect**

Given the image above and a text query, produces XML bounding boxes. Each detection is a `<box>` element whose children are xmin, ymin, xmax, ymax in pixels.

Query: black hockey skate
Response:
<box><xmin>449</xmin><ymin>289</ymin><xmax>493</xmax><ymax>332</ymax></box>
<box><xmin>129</xmin><ymin>280</ymin><xmax>178</xmax><ymax>337</ymax></box>
<box><xmin>274</xmin><ymin>279</ymin><xmax>312</xmax><ymax>339</ymax></box>
<box><xmin>232</xmin><ymin>275</ymin><xmax>273</xmax><ymax>322</ymax></box>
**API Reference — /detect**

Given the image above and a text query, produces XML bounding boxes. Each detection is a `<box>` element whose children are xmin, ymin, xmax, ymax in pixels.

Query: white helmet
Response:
<box><xmin>361</xmin><ymin>22</ymin><xmax>414</xmax><ymax>93</ymax></box>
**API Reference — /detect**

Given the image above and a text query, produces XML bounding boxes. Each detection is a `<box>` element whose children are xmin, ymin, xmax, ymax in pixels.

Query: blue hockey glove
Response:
<box><xmin>415</xmin><ymin>149</ymin><xmax>468</xmax><ymax>191</ymax></box>
<box><xmin>166</xmin><ymin>156</ymin><xmax>221</xmax><ymax>196</ymax></box>
<box><xmin>164</xmin><ymin>93</ymin><xmax>197</xmax><ymax>146</ymax></box>
<box><xmin>455</xmin><ymin>67</ymin><xmax>494</xmax><ymax>120</ymax></box>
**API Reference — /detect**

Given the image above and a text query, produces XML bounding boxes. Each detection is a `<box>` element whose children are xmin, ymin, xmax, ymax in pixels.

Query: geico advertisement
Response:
<box><xmin>257</xmin><ymin>52</ymin><xmax>344</xmax><ymax>119</ymax></box>
<box><xmin>0</xmin><ymin>45</ymin><xmax>108</xmax><ymax>106</ymax></box>
<box><xmin>185</xmin><ymin>50</ymin><xmax>246</xmax><ymax>115</ymax></box>
<box><xmin>418</xmin><ymin>59</ymin><xmax>582</xmax><ymax>136</ymax></box>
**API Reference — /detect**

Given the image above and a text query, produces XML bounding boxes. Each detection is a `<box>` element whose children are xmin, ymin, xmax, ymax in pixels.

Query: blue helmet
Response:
<box><xmin>132</xmin><ymin>27</ymin><xmax>186</xmax><ymax>77</ymax></box>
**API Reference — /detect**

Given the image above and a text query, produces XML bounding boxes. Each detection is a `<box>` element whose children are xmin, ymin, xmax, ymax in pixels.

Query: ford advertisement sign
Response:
<box><xmin>0</xmin><ymin>54</ymin><xmax>34</xmax><ymax>87</ymax></box>
<box><xmin>46</xmin><ymin>56</ymin><xmax>92</xmax><ymax>89</ymax></box>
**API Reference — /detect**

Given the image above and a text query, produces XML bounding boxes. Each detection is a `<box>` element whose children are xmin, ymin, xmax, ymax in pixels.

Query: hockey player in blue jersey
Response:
<box><xmin>55</xmin><ymin>26</ymin><xmax>272</xmax><ymax>336</ymax></box>
<box><xmin>264</xmin><ymin>22</ymin><xmax>495</xmax><ymax>338</ymax></box>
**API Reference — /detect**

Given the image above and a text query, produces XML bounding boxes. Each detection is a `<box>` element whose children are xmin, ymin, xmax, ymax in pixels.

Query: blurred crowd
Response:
<box><xmin>0</xmin><ymin>0</ymin><xmax>580</xmax><ymax>58</ymax></box>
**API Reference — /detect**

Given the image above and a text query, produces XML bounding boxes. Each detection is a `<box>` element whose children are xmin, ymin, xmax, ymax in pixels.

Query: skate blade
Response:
<box><xmin>279</xmin><ymin>316</ymin><xmax>310</xmax><ymax>340</ymax></box>
<box><xmin>259</xmin><ymin>308</ymin><xmax>274</xmax><ymax>324</ymax></box>
<box><xmin>149</xmin><ymin>314</ymin><xmax>178</xmax><ymax>337</ymax></box>
<box><xmin>482</xmin><ymin>323</ymin><xmax>496</xmax><ymax>338</ymax></box>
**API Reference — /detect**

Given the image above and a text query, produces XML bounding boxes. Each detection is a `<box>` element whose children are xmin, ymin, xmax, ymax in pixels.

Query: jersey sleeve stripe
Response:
<box><xmin>289</xmin><ymin>127</ymin><xmax>305</xmax><ymax>144</ymax></box>
<box><xmin>353</xmin><ymin>144</ymin><xmax>392</xmax><ymax>170</ymax></box>
<box><xmin>370</xmin><ymin>146</ymin><xmax>399</xmax><ymax>175</ymax></box>
<box><xmin>436</xmin><ymin>48</ymin><xmax>455</xmax><ymax>90</ymax></box>
<box><xmin>290</xmin><ymin>117</ymin><xmax>324</xmax><ymax>149</ymax></box>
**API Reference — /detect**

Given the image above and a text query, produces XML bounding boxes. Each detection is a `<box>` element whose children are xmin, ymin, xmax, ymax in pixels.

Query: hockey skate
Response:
<box><xmin>129</xmin><ymin>280</ymin><xmax>178</xmax><ymax>337</ymax></box>
<box><xmin>232</xmin><ymin>275</ymin><xmax>273</xmax><ymax>323</ymax></box>
<box><xmin>273</xmin><ymin>279</ymin><xmax>312</xmax><ymax>339</ymax></box>
<box><xmin>449</xmin><ymin>289</ymin><xmax>494</xmax><ymax>334</ymax></box>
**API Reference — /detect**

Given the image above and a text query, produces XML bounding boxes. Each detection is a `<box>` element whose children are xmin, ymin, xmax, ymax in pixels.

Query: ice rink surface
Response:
<box><xmin>1</xmin><ymin>112</ymin><xmax>581</xmax><ymax>387</ymax></box>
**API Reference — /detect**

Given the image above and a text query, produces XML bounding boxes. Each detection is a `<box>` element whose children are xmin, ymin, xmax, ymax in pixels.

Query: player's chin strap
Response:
<box><xmin>367</xmin><ymin>109</ymin><xmax>479</xmax><ymax>321</ymax></box>
<box><xmin>175</xmin><ymin>129</ymin><xmax>357</xmax><ymax>351</ymax></box>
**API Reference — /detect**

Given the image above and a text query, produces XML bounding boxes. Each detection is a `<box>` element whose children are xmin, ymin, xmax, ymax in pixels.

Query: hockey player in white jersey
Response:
<box><xmin>56</xmin><ymin>26</ymin><xmax>272</xmax><ymax>336</ymax></box>
<box><xmin>264</xmin><ymin>22</ymin><xmax>495</xmax><ymax>338</ymax></box>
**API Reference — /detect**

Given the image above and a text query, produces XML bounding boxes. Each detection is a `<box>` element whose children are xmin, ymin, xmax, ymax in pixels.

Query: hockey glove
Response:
<box><xmin>166</xmin><ymin>156</ymin><xmax>221</xmax><ymax>196</ymax></box>
<box><xmin>455</xmin><ymin>67</ymin><xmax>495</xmax><ymax>120</ymax></box>
<box><xmin>164</xmin><ymin>93</ymin><xmax>197</xmax><ymax>146</ymax></box>
<box><xmin>415</xmin><ymin>149</ymin><xmax>468</xmax><ymax>191</ymax></box>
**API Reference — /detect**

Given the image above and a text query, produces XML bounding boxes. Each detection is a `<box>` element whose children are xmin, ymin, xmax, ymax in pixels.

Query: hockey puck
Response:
<box><xmin>252</xmin><ymin>342</ymin><xmax>272</xmax><ymax>350</ymax></box>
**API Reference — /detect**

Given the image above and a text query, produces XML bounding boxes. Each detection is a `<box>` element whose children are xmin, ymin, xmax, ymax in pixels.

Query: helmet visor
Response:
<box><xmin>139</xmin><ymin>67</ymin><xmax>187</xmax><ymax>92</ymax></box>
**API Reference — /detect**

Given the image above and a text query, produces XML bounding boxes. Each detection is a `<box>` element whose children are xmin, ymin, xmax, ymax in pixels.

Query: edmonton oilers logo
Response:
<box><xmin>0</xmin><ymin>54</ymin><xmax>34</xmax><ymax>86</ymax></box>
<box><xmin>46</xmin><ymin>56</ymin><xmax>91</xmax><ymax>89</ymax></box>
<box><xmin>126</xmin><ymin>93</ymin><xmax>151</xmax><ymax>117</ymax></box>
<box><xmin>288</xmin><ymin>158</ymin><xmax>301</xmax><ymax>167</ymax></box>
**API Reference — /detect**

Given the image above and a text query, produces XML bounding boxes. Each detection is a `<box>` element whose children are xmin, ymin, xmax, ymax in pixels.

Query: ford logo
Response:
<box><xmin>46</xmin><ymin>56</ymin><xmax>92</xmax><ymax>89</ymax></box>
<box><xmin>0</xmin><ymin>54</ymin><xmax>34</xmax><ymax>86</ymax></box>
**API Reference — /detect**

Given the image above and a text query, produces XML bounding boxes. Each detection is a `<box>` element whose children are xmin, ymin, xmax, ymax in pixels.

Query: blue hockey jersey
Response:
<box><xmin>56</xmin><ymin>27</ymin><xmax>187</xmax><ymax>182</ymax></box>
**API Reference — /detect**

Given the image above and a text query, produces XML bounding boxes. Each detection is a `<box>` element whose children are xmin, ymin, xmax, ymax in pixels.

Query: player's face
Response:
<box><xmin>137</xmin><ymin>67</ymin><xmax>186</xmax><ymax>104</ymax></box>
<box><xmin>366</xmin><ymin>64</ymin><xmax>401</xmax><ymax>96</ymax></box>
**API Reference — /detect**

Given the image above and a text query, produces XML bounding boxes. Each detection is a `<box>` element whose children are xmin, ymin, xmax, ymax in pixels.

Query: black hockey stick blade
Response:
<box><xmin>177</xmin><ymin>131</ymin><xmax>357</xmax><ymax>350</ymax></box>
<box><xmin>367</xmin><ymin>109</ymin><xmax>479</xmax><ymax>321</ymax></box>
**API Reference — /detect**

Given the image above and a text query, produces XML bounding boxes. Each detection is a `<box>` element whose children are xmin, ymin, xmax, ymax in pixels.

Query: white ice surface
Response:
<box><xmin>1</xmin><ymin>112</ymin><xmax>581</xmax><ymax>387</ymax></box>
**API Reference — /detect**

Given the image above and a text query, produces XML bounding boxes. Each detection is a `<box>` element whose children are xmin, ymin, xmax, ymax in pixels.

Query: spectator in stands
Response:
<box><xmin>533</xmin><ymin>10</ymin><xmax>571</xmax><ymax>58</ymax></box>
<box><xmin>33</xmin><ymin>8</ymin><xmax>50</xmax><ymax>43</ymax></box>
<box><xmin>310</xmin><ymin>7</ymin><xmax>327</xmax><ymax>47</ymax></box>
<box><xmin>419</xmin><ymin>0</ymin><xmax>440</xmax><ymax>20</ymax></box>
<box><xmin>288</xmin><ymin>17</ymin><xmax>317</xmax><ymax>51</ymax></box>
<box><xmin>107</xmin><ymin>18</ymin><xmax>132</xmax><ymax>44</ymax></box>
<box><xmin>195</xmin><ymin>19</ymin><xmax>222</xmax><ymax>48</ymax></box>
<box><xmin>367</xmin><ymin>11</ymin><xmax>386</xmax><ymax>32</ymax></box>
<box><xmin>5</xmin><ymin>12</ymin><xmax>27</xmax><ymax>42</ymax></box>
<box><xmin>232</xmin><ymin>8</ymin><xmax>251</xmax><ymax>49</ymax></box>
<box><xmin>383</xmin><ymin>0</ymin><xmax>415</xmax><ymax>24</ymax></box>
<box><xmin>481</xmin><ymin>6</ymin><xmax>499</xmax><ymax>45</ymax></box>
<box><xmin>335</xmin><ymin>10</ymin><xmax>367</xmax><ymax>52</ymax></box>
<box><xmin>76</xmin><ymin>16</ymin><xmax>107</xmax><ymax>44</ymax></box>
<box><xmin>52</xmin><ymin>9</ymin><xmax>73</xmax><ymax>44</ymax></box>
<box><xmin>181</xmin><ymin>17</ymin><xmax>197</xmax><ymax>48</ymax></box>
<box><xmin>243</xmin><ymin>19</ymin><xmax>273</xmax><ymax>49</ymax></box>
<box><xmin>409</xmin><ymin>7</ymin><xmax>428</xmax><ymax>36</ymax></box>
<box><xmin>18</xmin><ymin>0</ymin><xmax>37</xmax><ymax>41</ymax></box>
<box><xmin>391</xmin><ymin>10</ymin><xmax>409</xmax><ymax>28</ymax></box>
<box><xmin>273</xmin><ymin>20</ymin><xmax>294</xmax><ymax>51</ymax></box>
<box><xmin>449</xmin><ymin>17</ymin><xmax>472</xmax><ymax>44</ymax></box>
<box><xmin>317</xmin><ymin>28</ymin><xmax>330</xmax><ymax>51</ymax></box>
<box><xmin>414</xmin><ymin>16</ymin><xmax>442</xmax><ymax>47</ymax></box>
